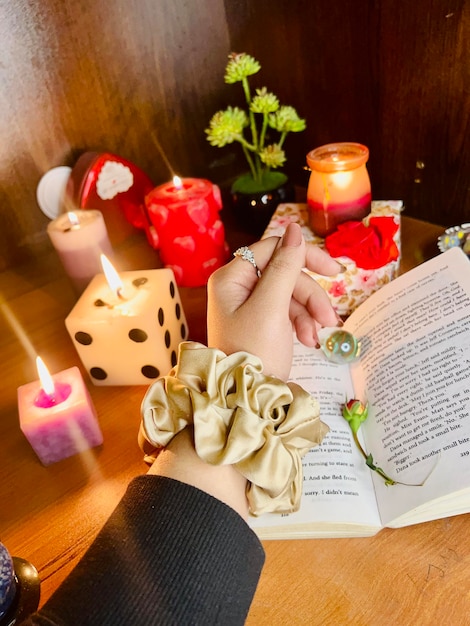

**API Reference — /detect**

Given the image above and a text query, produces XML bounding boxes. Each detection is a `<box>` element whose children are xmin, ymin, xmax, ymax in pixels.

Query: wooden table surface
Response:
<box><xmin>1</xmin><ymin>213</ymin><xmax>469</xmax><ymax>625</ymax></box>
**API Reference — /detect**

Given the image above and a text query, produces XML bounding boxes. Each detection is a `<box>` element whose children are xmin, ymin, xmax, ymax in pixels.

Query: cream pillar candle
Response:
<box><xmin>47</xmin><ymin>209</ymin><xmax>114</xmax><ymax>293</ymax></box>
<box><xmin>65</xmin><ymin>260</ymin><xmax>189</xmax><ymax>386</ymax></box>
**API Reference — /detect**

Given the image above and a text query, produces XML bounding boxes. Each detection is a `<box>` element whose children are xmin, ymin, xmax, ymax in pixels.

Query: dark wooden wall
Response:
<box><xmin>1</xmin><ymin>0</ymin><xmax>468</xmax><ymax>271</ymax></box>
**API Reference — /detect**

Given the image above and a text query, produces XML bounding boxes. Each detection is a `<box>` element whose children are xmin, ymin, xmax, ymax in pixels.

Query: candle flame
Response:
<box><xmin>173</xmin><ymin>175</ymin><xmax>183</xmax><ymax>190</ymax></box>
<box><xmin>100</xmin><ymin>254</ymin><xmax>124</xmax><ymax>298</ymax></box>
<box><xmin>36</xmin><ymin>356</ymin><xmax>55</xmax><ymax>397</ymax></box>
<box><xmin>67</xmin><ymin>211</ymin><xmax>80</xmax><ymax>227</ymax></box>
<box><xmin>331</xmin><ymin>171</ymin><xmax>353</xmax><ymax>189</ymax></box>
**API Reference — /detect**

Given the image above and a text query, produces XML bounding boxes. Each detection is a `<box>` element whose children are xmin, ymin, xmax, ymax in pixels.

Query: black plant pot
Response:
<box><xmin>231</xmin><ymin>180</ymin><xmax>295</xmax><ymax>238</ymax></box>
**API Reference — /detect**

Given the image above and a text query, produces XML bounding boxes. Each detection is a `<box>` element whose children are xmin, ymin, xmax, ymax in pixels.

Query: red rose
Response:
<box><xmin>324</xmin><ymin>216</ymin><xmax>399</xmax><ymax>269</ymax></box>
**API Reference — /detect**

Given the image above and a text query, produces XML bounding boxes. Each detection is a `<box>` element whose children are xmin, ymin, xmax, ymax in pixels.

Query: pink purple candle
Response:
<box><xmin>47</xmin><ymin>209</ymin><xmax>114</xmax><ymax>294</ymax></box>
<box><xmin>306</xmin><ymin>143</ymin><xmax>372</xmax><ymax>237</ymax></box>
<box><xmin>18</xmin><ymin>358</ymin><xmax>103</xmax><ymax>466</ymax></box>
<box><xmin>145</xmin><ymin>176</ymin><xmax>228</xmax><ymax>287</ymax></box>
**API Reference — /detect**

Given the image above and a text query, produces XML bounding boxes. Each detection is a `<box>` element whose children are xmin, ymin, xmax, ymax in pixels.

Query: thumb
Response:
<box><xmin>250</xmin><ymin>222</ymin><xmax>305</xmax><ymax>312</ymax></box>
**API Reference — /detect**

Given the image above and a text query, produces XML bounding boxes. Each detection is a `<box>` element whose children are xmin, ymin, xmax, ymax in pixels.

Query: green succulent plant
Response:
<box><xmin>205</xmin><ymin>53</ymin><xmax>306</xmax><ymax>194</ymax></box>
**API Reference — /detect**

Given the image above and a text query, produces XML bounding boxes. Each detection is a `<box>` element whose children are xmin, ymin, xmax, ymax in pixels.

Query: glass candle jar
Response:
<box><xmin>0</xmin><ymin>542</ymin><xmax>40</xmax><ymax>623</ymax></box>
<box><xmin>306</xmin><ymin>142</ymin><xmax>371</xmax><ymax>237</ymax></box>
<box><xmin>0</xmin><ymin>542</ymin><xmax>17</xmax><ymax>621</ymax></box>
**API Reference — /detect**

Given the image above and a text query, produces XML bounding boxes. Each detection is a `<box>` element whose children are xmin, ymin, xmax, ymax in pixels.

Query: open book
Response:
<box><xmin>250</xmin><ymin>246</ymin><xmax>470</xmax><ymax>538</ymax></box>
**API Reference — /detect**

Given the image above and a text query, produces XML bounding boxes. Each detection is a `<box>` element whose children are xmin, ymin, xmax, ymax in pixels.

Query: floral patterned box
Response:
<box><xmin>262</xmin><ymin>201</ymin><xmax>403</xmax><ymax>316</ymax></box>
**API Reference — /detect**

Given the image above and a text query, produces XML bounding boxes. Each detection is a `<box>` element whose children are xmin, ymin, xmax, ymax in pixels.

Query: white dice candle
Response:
<box><xmin>47</xmin><ymin>209</ymin><xmax>114</xmax><ymax>293</ymax></box>
<box><xmin>65</xmin><ymin>258</ymin><xmax>188</xmax><ymax>385</ymax></box>
<box><xmin>18</xmin><ymin>357</ymin><xmax>103</xmax><ymax>466</ymax></box>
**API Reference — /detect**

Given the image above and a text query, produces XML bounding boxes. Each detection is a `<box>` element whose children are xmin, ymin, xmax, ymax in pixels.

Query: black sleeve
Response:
<box><xmin>23</xmin><ymin>476</ymin><xmax>265</xmax><ymax>626</ymax></box>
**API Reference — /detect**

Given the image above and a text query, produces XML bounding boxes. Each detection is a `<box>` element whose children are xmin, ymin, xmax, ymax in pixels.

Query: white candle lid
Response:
<box><xmin>37</xmin><ymin>166</ymin><xmax>72</xmax><ymax>219</ymax></box>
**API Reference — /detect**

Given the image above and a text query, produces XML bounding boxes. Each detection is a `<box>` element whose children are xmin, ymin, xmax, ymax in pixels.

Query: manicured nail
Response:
<box><xmin>282</xmin><ymin>223</ymin><xmax>302</xmax><ymax>247</ymax></box>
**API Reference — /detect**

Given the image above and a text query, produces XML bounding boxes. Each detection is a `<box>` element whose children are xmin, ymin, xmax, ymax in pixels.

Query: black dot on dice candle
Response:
<box><xmin>142</xmin><ymin>365</ymin><xmax>159</xmax><ymax>379</ymax></box>
<box><xmin>128</xmin><ymin>328</ymin><xmax>148</xmax><ymax>342</ymax></box>
<box><xmin>165</xmin><ymin>330</ymin><xmax>171</xmax><ymax>348</ymax></box>
<box><xmin>171</xmin><ymin>351</ymin><xmax>177</xmax><ymax>367</ymax></box>
<box><xmin>175</xmin><ymin>303</ymin><xmax>181</xmax><ymax>320</ymax></box>
<box><xmin>158</xmin><ymin>308</ymin><xmax>165</xmax><ymax>326</ymax></box>
<box><xmin>75</xmin><ymin>331</ymin><xmax>93</xmax><ymax>345</ymax></box>
<box><xmin>132</xmin><ymin>277</ymin><xmax>148</xmax><ymax>287</ymax></box>
<box><xmin>90</xmin><ymin>367</ymin><xmax>107</xmax><ymax>380</ymax></box>
<box><xmin>169</xmin><ymin>282</ymin><xmax>175</xmax><ymax>298</ymax></box>
<box><xmin>181</xmin><ymin>323</ymin><xmax>187</xmax><ymax>339</ymax></box>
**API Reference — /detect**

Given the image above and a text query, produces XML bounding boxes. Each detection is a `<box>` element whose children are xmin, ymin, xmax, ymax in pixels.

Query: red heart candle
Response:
<box><xmin>145</xmin><ymin>177</ymin><xmax>229</xmax><ymax>287</ymax></box>
<box><xmin>65</xmin><ymin>152</ymin><xmax>157</xmax><ymax>247</ymax></box>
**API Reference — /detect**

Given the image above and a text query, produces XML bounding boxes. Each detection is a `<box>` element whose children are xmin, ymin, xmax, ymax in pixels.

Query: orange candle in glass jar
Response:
<box><xmin>306</xmin><ymin>142</ymin><xmax>371</xmax><ymax>237</ymax></box>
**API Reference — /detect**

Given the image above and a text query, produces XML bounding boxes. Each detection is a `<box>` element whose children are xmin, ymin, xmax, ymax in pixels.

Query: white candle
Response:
<box><xmin>65</xmin><ymin>258</ymin><xmax>189</xmax><ymax>386</ymax></box>
<box><xmin>47</xmin><ymin>209</ymin><xmax>114</xmax><ymax>293</ymax></box>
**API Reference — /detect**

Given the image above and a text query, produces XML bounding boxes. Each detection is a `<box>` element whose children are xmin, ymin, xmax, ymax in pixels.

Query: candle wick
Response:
<box><xmin>46</xmin><ymin>391</ymin><xmax>57</xmax><ymax>404</ymax></box>
<box><xmin>63</xmin><ymin>225</ymin><xmax>81</xmax><ymax>232</ymax></box>
<box><xmin>116</xmin><ymin>288</ymin><xmax>127</xmax><ymax>301</ymax></box>
<box><xmin>42</xmin><ymin>385</ymin><xmax>57</xmax><ymax>404</ymax></box>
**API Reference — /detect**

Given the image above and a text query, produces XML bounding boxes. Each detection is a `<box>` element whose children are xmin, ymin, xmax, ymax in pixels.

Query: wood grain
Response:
<box><xmin>0</xmin><ymin>0</ymin><xmax>232</xmax><ymax>269</ymax></box>
<box><xmin>0</xmin><ymin>1</ymin><xmax>468</xmax><ymax>276</ymax></box>
<box><xmin>225</xmin><ymin>0</ymin><xmax>470</xmax><ymax>226</ymax></box>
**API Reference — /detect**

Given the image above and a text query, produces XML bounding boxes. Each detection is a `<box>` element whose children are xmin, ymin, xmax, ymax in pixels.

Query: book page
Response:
<box><xmin>345</xmin><ymin>247</ymin><xmax>470</xmax><ymax>526</ymax></box>
<box><xmin>250</xmin><ymin>340</ymin><xmax>382</xmax><ymax>537</ymax></box>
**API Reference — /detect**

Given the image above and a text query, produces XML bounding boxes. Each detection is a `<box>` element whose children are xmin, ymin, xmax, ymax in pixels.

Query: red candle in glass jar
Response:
<box><xmin>145</xmin><ymin>177</ymin><xmax>229</xmax><ymax>287</ymax></box>
<box><xmin>306</xmin><ymin>143</ymin><xmax>372</xmax><ymax>237</ymax></box>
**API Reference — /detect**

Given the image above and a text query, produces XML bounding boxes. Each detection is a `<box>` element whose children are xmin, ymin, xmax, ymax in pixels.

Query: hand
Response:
<box><xmin>207</xmin><ymin>222</ymin><xmax>343</xmax><ymax>380</ymax></box>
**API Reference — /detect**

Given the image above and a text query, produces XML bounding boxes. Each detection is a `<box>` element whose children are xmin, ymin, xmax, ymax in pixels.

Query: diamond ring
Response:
<box><xmin>233</xmin><ymin>246</ymin><xmax>262</xmax><ymax>277</ymax></box>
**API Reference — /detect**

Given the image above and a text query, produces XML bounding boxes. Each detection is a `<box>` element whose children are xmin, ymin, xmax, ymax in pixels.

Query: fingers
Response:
<box><xmin>207</xmin><ymin>222</ymin><xmax>343</xmax><ymax>374</ymax></box>
<box><xmin>289</xmin><ymin>274</ymin><xmax>339</xmax><ymax>347</ymax></box>
<box><xmin>232</xmin><ymin>227</ymin><xmax>344</xmax><ymax>278</ymax></box>
<box><xmin>292</xmin><ymin>271</ymin><xmax>340</xmax><ymax>327</ymax></box>
<box><xmin>246</xmin><ymin>223</ymin><xmax>305</xmax><ymax>315</ymax></box>
<box><xmin>210</xmin><ymin>223</ymin><xmax>342</xmax><ymax>336</ymax></box>
<box><xmin>304</xmin><ymin>244</ymin><xmax>346</xmax><ymax>276</ymax></box>
<box><xmin>290</xmin><ymin>301</ymin><xmax>319</xmax><ymax>347</ymax></box>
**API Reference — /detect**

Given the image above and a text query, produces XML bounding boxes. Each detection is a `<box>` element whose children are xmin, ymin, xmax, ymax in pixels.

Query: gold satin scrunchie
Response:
<box><xmin>138</xmin><ymin>342</ymin><xmax>329</xmax><ymax>516</ymax></box>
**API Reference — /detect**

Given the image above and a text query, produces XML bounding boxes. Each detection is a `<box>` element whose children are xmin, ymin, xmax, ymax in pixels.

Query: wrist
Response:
<box><xmin>148</xmin><ymin>427</ymin><xmax>249</xmax><ymax>520</ymax></box>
